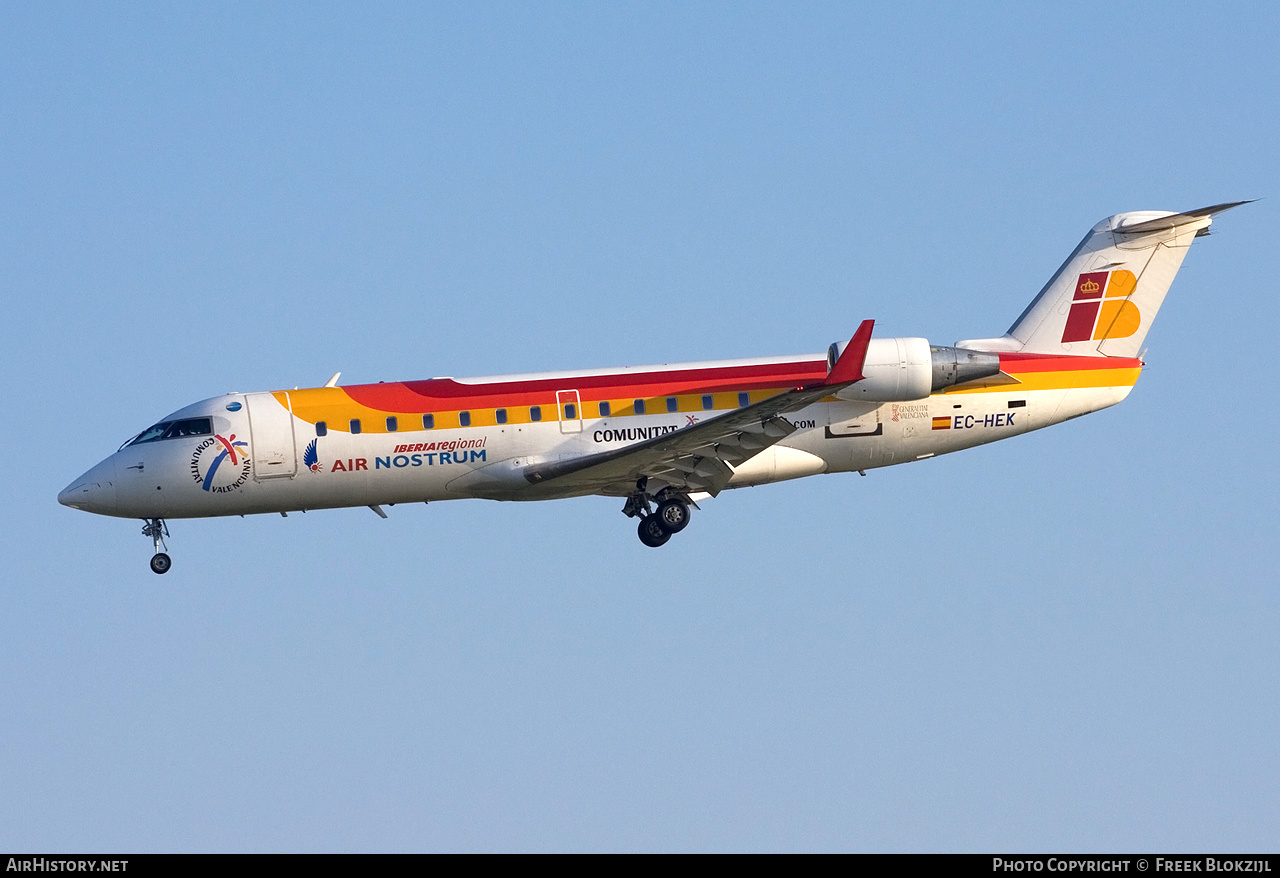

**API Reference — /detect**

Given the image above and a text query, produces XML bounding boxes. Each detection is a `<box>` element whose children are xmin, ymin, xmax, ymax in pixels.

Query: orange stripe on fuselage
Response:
<box><xmin>937</xmin><ymin>353</ymin><xmax>1144</xmax><ymax>395</ymax></box>
<box><xmin>282</xmin><ymin>359</ymin><xmax>830</xmax><ymax>433</ymax></box>
<box><xmin>278</xmin><ymin>352</ymin><xmax>1145</xmax><ymax>433</ymax></box>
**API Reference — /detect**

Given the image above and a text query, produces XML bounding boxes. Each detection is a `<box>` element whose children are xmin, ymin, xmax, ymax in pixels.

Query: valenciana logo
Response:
<box><xmin>190</xmin><ymin>433</ymin><xmax>251</xmax><ymax>493</ymax></box>
<box><xmin>1061</xmin><ymin>270</ymin><xmax>1141</xmax><ymax>343</ymax></box>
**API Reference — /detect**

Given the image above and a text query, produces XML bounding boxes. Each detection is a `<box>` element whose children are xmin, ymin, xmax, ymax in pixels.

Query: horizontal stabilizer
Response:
<box><xmin>1114</xmin><ymin>201</ymin><xmax>1253</xmax><ymax>235</ymax></box>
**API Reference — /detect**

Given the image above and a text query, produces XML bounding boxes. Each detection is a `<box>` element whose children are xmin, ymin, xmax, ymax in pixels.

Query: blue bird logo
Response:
<box><xmin>303</xmin><ymin>439</ymin><xmax>320</xmax><ymax>472</ymax></box>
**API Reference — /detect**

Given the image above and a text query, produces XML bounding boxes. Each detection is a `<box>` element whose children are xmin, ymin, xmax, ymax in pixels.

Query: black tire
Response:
<box><xmin>637</xmin><ymin>515</ymin><xmax>671</xmax><ymax>547</ymax></box>
<box><xmin>654</xmin><ymin>498</ymin><xmax>690</xmax><ymax>534</ymax></box>
<box><xmin>150</xmin><ymin>552</ymin><xmax>172</xmax><ymax>575</ymax></box>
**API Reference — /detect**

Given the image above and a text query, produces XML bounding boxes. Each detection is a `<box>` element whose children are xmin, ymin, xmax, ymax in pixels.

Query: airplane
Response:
<box><xmin>59</xmin><ymin>203</ymin><xmax>1245</xmax><ymax>573</ymax></box>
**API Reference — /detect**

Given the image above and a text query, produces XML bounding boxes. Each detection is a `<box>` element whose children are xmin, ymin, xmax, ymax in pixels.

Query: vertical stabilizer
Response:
<box><xmin>958</xmin><ymin>202</ymin><xmax>1247</xmax><ymax>357</ymax></box>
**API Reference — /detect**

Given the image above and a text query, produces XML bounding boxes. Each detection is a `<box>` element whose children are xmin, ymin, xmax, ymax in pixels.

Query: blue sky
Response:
<box><xmin>3</xmin><ymin>2</ymin><xmax>1277</xmax><ymax>851</ymax></box>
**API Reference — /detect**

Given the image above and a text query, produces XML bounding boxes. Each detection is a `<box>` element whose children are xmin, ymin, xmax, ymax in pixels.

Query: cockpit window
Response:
<box><xmin>128</xmin><ymin>423</ymin><xmax>169</xmax><ymax>445</ymax></box>
<box><xmin>125</xmin><ymin>417</ymin><xmax>213</xmax><ymax>447</ymax></box>
<box><xmin>165</xmin><ymin>418</ymin><xmax>213</xmax><ymax>438</ymax></box>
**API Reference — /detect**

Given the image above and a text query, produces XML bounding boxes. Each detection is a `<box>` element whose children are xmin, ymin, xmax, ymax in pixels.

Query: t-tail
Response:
<box><xmin>958</xmin><ymin>202</ymin><xmax>1250</xmax><ymax>357</ymax></box>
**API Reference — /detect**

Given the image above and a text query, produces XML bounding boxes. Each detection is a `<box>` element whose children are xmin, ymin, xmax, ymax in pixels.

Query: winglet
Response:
<box><xmin>823</xmin><ymin>319</ymin><xmax>875</xmax><ymax>386</ymax></box>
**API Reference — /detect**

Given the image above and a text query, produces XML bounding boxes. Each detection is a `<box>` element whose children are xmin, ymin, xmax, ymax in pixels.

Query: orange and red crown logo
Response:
<box><xmin>1061</xmin><ymin>270</ymin><xmax>1141</xmax><ymax>343</ymax></box>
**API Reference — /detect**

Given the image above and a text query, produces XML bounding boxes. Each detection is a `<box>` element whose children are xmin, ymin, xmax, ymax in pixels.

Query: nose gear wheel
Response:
<box><xmin>141</xmin><ymin>518</ymin><xmax>172</xmax><ymax>574</ymax></box>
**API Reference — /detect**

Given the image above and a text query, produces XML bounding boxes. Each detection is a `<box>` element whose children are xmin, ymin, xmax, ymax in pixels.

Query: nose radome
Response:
<box><xmin>58</xmin><ymin>459</ymin><xmax>119</xmax><ymax>514</ymax></box>
<box><xmin>57</xmin><ymin>482</ymin><xmax>81</xmax><ymax>507</ymax></box>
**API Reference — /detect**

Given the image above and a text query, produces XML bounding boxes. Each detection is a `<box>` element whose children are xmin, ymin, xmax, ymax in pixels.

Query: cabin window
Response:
<box><xmin>496</xmin><ymin>409</ymin><xmax>508</xmax><ymax>424</ymax></box>
<box><xmin>350</xmin><ymin>419</ymin><xmax>361</xmax><ymax>434</ymax></box>
<box><xmin>739</xmin><ymin>392</ymin><xmax>750</xmax><ymax>408</ymax></box>
<box><xmin>634</xmin><ymin>399</ymin><xmax>646</xmax><ymax>415</ymax></box>
<box><xmin>702</xmin><ymin>395</ymin><xmax>713</xmax><ymax>410</ymax></box>
<box><xmin>316</xmin><ymin>422</ymin><xmax>328</xmax><ymax>437</ymax></box>
<box><xmin>422</xmin><ymin>413</ymin><xmax>435</xmax><ymax>429</ymax></box>
<box><xmin>666</xmin><ymin>397</ymin><xmax>678</xmax><ymax>413</ymax></box>
<box><xmin>530</xmin><ymin>406</ymin><xmax>542</xmax><ymax>422</ymax></box>
<box><xmin>386</xmin><ymin>416</ymin><xmax>398</xmax><ymax>432</ymax></box>
<box><xmin>564</xmin><ymin>403</ymin><xmax>576</xmax><ymax>420</ymax></box>
<box><xmin>599</xmin><ymin>401</ymin><xmax>611</xmax><ymax>417</ymax></box>
<box><xmin>459</xmin><ymin>411</ymin><xmax>471</xmax><ymax>427</ymax></box>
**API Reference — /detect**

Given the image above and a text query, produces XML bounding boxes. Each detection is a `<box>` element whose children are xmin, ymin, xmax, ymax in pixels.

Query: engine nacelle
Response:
<box><xmin>826</xmin><ymin>339</ymin><xmax>1003</xmax><ymax>401</ymax></box>
<box><xmin>828</xmin><ymin>337</ymin><xmax>933</xmax><ymax>402</ymax></box>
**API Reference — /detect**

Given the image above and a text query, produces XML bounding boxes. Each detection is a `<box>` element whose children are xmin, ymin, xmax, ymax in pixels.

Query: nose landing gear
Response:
<box><xmin>141</xmin><ymin>518</ymin><xmax>171</xmax><ymax>574</ymax></box>
<box><xmin>623</xmin><ymin>485</ymin><xmax>693</xmax><ymax>548</ymax></box>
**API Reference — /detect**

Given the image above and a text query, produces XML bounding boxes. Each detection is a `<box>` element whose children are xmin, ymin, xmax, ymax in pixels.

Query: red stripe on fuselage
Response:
<box><xmin>997</xmin><ymin>353</ymin><xmax>1143</xmax><ymax>374</ymax></box>
<box><xmin>322</xmin><ymin>353</ymin><xmax>1139</xmax><ymax>416</ymax></box>
<box><xmin>341</xmin><ymin>359</ymin><xmax>829</xmax><ymax>413</ymax></box>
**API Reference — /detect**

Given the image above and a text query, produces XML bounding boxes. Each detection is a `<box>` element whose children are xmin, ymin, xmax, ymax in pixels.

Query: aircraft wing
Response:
<box><xmin>523</xmin><ymin>320</ymin><xmax>874</xmax><ymax>497</ymax></box>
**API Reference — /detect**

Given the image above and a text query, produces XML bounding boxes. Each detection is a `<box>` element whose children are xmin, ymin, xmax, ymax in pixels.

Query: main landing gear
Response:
<box><xmin>623</xmin><ymin>483</ymin><xmax>693</xmax><ymax>548</ymax></box>
<box><xmin>142</xmin><ymin>518</ymin><xmax>171</xmax><ymax>574</ymax></box>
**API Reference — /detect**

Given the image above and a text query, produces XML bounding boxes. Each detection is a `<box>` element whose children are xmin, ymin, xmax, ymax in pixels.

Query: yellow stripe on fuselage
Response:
<box><xmin>274</xmin><ymin>364</ymin><xmax>1143</xmax><ymax>434</ymax></box>
<box><xmin>278</xmin><ymin>388</ymin><xmax>780</xmax><ymax>434</ymax></box>
<box><xmin>935</xmin><ymin>366</ymin><xmax>1142</xmax><ymax>395</ymax></box>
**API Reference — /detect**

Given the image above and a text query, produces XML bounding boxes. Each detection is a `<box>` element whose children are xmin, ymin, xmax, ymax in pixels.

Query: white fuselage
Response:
<box><xmin>58</xmin><ymin>349</ymin><xmax>1137</xmax><ymax>521</ymax></box>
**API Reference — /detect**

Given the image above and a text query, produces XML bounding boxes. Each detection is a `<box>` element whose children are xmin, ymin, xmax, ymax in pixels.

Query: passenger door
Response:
<box><xmin>245</xmin><ymin>392</ymin><xmax>298</xmax><ymax>480</ymax></box>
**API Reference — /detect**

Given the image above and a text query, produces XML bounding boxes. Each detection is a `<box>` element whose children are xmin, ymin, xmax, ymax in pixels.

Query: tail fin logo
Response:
<box><xmin>1061</xmin><ymin>270</ymin><xmax>1141</xmax><ymax>343</ymax></box>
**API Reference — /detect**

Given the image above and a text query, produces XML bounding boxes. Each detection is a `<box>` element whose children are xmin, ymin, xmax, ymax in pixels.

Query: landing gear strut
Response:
<box><xmin>624</xmin><ymin>484</ymin><xmax>693</xmax><ymax>548</ymax></box>
<box><xmin>142</xmin><ymin>518</ymin><xmax>171</xmax><ymax>574</ymax></box>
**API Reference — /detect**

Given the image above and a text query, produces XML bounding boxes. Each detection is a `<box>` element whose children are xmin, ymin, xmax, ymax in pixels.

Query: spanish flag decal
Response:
<box><xmin>931</xmin><ymin>416</ymin><xmax>951</xmax><ymax>430</ymax></box>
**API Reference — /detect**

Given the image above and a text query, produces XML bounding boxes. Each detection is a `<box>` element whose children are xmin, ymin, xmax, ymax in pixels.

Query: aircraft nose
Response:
<box><xmin>58</xmin><ymin>458</ymin><xmax>119</xmax><ymax>515</ymax></box>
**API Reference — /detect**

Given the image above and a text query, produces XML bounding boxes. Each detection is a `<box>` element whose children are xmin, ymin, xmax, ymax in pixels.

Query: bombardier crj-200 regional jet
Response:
<box><xmin>61</xmin><ymin>203</ymin><xmax>1245</xmax><ymax>573</ymax></box>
